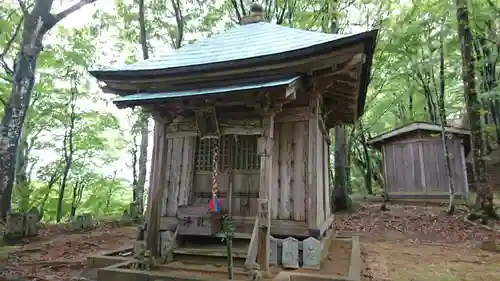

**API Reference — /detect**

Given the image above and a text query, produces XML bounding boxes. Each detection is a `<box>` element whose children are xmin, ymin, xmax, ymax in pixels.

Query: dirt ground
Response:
<box><xmin>0</xmin><ymin>222</ymin><xmax>137</xmax><ymax>281</ymax></box>
<box><xmin>2</xmin><ymin>203</ymin><xmax>499</xmax><ymax>281</ymax></box>
<box><xmin>336</xmin><ymin>202</ymin><xmax>500</xmax><ymax>281</ymax></box>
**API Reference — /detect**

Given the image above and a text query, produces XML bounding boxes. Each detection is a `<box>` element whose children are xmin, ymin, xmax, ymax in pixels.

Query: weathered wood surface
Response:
<box><xmin>159</xmin><ymin>216</ymin><xmax>311</xmax><ymax>236</ymax></box>
<box><xmin>271</xmin><ymin>120</ymin><xmax>310</xmax><ymax>221</ymax></box>
<box><xmin>383</xmin><ymin>137</ymin><xmax>468</xmax><ymax>198</ymax></box>
<box><xmin>157</xmin><ymin>136</ymin><xmax>196</xmax><ymax>217</ymax></box>
<box><xmin>307</xmin><ymin>95</ymin><xmax>329</xmax><ymax>229</ymax></box>
<box><xmin>244</xmin><ymin>216</ymin><xmax>259</xmax><ymax>269</ymax></box>
<box><xmin>192</xmin><ymin>171</ymin><xmax>259</xmax><ymax>217</ymax></box>
<box><xmin>150</xmin><ymin>110</ymin><xmax>331</xmax><ymax>237</ymax></box>
<box><xmin>256</xmin><ymin>112</ymin><xmax>274</xmax><ymax>271</ymax></box>
<box><xmin>176</xmin><ymin>205</ymin><xmax>222</xmax><ymax>236</ymax></box>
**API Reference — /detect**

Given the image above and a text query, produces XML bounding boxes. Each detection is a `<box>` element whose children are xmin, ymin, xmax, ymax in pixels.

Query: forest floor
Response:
<box><xmin>336</xmin><ymin>201</ymin><xmax>500</xmax><ymax>281</ymax></box>
<box><xmin>0</xmin><ymin>221</ymin><xmax>137</xmax><ymax>281</ymax></box>
<box><xmin>1</xmin><ymin>202</ymin><xmax>499</xmax><ymax>281</ymax></box>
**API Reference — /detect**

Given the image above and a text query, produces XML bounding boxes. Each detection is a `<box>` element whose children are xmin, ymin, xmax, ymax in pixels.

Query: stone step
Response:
<box><xmin>173</xmin><ymin>245</ymin><xmax>248</xmax><ymax>259</ymax></box>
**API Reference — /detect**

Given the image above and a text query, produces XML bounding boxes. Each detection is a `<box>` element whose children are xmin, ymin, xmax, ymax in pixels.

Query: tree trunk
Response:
<box><xmin>0</xmin><ymin>39</ymin><xmax>41</xmax><ymax>218</ymax></box>
<box><xmin>56</xmin><ymin>85</ymin><xmax>77</xmax><ymax>222</ymax></box>
<box><xmin>136</xmin><ymin>113</ymin><xmax>148</xmax><ymax>215</ymax></box>
<box><xmin>333</xmin><ymin>124</ymin><xmax>352</xmax><ymax>211</ymax></box>
<box><xmin>359</xmin><ymin>130</ymin><xmax>373</xmax><ymax>195</ymax></box>
<box><xmin>70</xmin><ymin>180</ymin><xmax>85</xmax><ymax>218</ymax></box>
<box><xmin>134</xmin><ymin>0</ymin><xmax>151</xmax><ymax>216</ymax></box>
<box><xmin>0</xmin><ymin>0</ymin><xmax>99</xmax><ymax>220</ymax></box>
<box><xmin>437</xmin><ymin>26</ymin><xmax>455</xmax><ymax>214</ymax></box>
<box><xmin>15</xmin><ymin>126</ymin><xmax>30</xmax><ymax>212</ymax></box>
<box><xmin>38</xmin><ymin>169</ymin><xmax>60</xmax><ymax>221</ymax></box>
<box><xmin>455</xmin><ymin>0</ymin><xmax>495</xmax><ymax>215</ymax></box>
<box><xmin>70</xmin><ymin>190</ymin><xmax>77</xmax><ymax>218</ymax></box>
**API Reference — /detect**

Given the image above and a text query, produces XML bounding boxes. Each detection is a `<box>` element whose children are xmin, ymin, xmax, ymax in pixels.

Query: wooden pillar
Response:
<box><xmin>256</xmin><ymin>112</ymin><xmax>274</xmax><ymax>271</ymax></box>
<box><xmin>146</xmin><ymin>120</ymin><xmax>169</xmax><ymax>256</ymax></box>
<box><xmin>307</xmin><ymin>95</ymin><xmax>320</xmax><ymax>230</ymax></box>
<box><xmin>146</xmin><ymin>120</ymin><xmax>160</xmax><ymax>222</ymax></box>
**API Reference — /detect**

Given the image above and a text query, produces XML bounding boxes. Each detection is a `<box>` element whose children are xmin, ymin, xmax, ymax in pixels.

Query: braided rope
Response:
<box><xmin>211</xmin><ymin>138</ymin><xmax>219</xmax><ymax>197</ymax></box>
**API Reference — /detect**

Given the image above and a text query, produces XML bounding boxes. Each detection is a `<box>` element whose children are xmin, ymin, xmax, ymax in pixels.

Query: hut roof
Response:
<box><xmin>367</xmin><ymin>122</ymin><xmax>470</xmax><ymax>145</ymax></box>
<box><xmin>89</xmin><ymin>22</ymin><xmax>377</xmax><ymax>80</ymax></box>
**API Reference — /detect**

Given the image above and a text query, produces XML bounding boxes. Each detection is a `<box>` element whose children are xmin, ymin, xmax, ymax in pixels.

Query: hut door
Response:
<box><xmin>191</xmin><ymin>135</ymin><xmax>260</xmax><ymax>216</ymax></box>
<box><xmin>226</xmin><ymin>135</ymin><xmax>260</xmax><ymax>217</ymax></box>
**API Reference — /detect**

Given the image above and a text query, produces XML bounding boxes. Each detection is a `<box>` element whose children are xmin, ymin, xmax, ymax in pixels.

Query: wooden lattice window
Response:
<box><xmin>195</xmin><ymin>135</ymin><xmax>260</xmax><ymax>171</ymax></box>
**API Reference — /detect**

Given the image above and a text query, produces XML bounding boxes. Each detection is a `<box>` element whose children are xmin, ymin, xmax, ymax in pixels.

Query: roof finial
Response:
<box><xmin>241</xmin><ymin>3</ymin><xmax>265</xmax><ymax>25</ymax></box>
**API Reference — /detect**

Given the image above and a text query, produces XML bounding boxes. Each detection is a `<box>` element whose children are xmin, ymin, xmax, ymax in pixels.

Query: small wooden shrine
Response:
<box><xmin>368</xmin><ymin>122</ymin><xmax>470</xmax><ymax>201</ymax></box>
<box><xmin>90</xmin><ymin>5</ymin><xmax>377</xmax><ymax>271</ymax></box>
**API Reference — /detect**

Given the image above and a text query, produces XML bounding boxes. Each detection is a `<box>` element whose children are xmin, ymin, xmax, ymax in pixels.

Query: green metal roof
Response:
<box><xmin>91</xmin><ymin>22</ymin><xmax>373</xmax><ymax>76</ymax></box>
<box><xmin>113</xmin><ymin>76</ymin><xmax>301</xmax><ymax>106</ymax></box>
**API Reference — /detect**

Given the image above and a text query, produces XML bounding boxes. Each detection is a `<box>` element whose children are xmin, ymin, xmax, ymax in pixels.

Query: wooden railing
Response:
<box><xmin>244</xmin><ymin>216</ymin><xmax>259</xmax><ymax>269</ymax></box>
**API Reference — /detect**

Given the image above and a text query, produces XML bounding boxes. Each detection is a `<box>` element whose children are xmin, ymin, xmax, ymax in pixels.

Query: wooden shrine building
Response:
<box><xmin>368</xmin><ymin>122</ymin><xmax>470</xmax><ymax>201</ymax></box>
<box><xmin>89</xmin><ymin>5</ymin><xmax>378</xmax><ymax>269</ymax></box>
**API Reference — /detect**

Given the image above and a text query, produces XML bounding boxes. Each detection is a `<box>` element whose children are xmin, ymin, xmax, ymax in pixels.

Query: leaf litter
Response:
<box><xmin>336</xmin><ymin>203</ymin><xmax>500</xmax><ymax>281</ymax></box>
<box><xmin>1</xmin><ymin>204</ymin><xmax>499</xmax><ymax>281</ymax></box>
<box><xmin>0</xmin><ymin>221</ymin><xmax>136</xmax><ymax>281</ymax></box>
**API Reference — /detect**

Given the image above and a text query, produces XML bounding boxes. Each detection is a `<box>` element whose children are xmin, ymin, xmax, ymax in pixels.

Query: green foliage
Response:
<box><xmin>0</xmin><ymin>0</ymin><xmax>499</xmax><ymax>219</ymax></box>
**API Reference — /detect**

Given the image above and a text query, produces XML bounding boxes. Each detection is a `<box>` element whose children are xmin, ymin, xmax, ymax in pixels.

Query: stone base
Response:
<box><xmin>91</xmin><ymin>235</ymin><xmax>361</xmax><ymax>281</ymax></box>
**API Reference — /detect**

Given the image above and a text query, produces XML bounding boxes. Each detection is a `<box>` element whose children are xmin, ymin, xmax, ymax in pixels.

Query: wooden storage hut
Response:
<box><xmin>367</xmin><ymin>122</ymin><xmax>470</xmax><ymax>201</ymax></box>
<box><xmin>89</xmin><ymin>6</ymin><xmax>377</xmax><ymax>268</ymax></box>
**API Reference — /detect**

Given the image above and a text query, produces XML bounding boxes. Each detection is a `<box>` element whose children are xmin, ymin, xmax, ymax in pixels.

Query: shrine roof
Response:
<box><xmin>89</xmin><ymin>22</ymin><xmax>376</xmax><ymax>79</ymax></box>
<box><xmin>112</xmin><ymin>75</ymin><xmax>301</xmax><ymax>108</ymax></box>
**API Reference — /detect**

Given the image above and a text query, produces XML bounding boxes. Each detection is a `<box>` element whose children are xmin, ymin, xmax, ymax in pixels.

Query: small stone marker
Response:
<box><xmin>160</xmin><ymin>230</ymin><xmax>174</xmax><ymax>257</ymax></box>
<box><xmin>120</xmin><ymin>210</ymin><xmax>133</xmax><ymax>226</ymax></box>
<box><xmin>281</xmin><ymin>237</ymin><xmax>299</xmax><ymax>269</ymax></box>
<box><xmin>81</xmin><ymin>213</ymin><xmax>94</xmax><ymax>229</ymax></box>
<box><xmin>269</xmin><ymin>236</ymin><xmax>278</xmax><ymax>265</ymax></box>
<box><xmin>133</xmin><ymin>240</ymin><xmax>146</xmax><ymax>256</ymax></box>
<box><xmin>302</xmin><ymin>237</ymin><xmax>321</xmax><ymax>270</ymax></box>
<box><xmin>5</xmin><ymin>212</ymin><xmax>25</xmax><ymax>239</ymax></box>
<box><xmin>24</xmin><ymin>207</ymin><xmax>40</xmax><ymax>237</ymax></box>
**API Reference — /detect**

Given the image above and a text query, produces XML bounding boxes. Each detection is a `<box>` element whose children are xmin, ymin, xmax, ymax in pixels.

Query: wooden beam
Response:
<box><xmin>310</xmin><ymin>53</ymin><xmax>365</xmax><ymax>79</ymax></box>
<box><xmin>307</xmin><ymin>95</ymin><xmax>320</xmax><ymax>230</ymax></box>
<box><xmin>335</xmin><ymin>53</ymin><xmax>366</xmax><ymax>73</ymax></box>
<box><xmin>146</xmin><ymin>121</ymin><xmax>161</xmax><ymax>222</ymax></box>
<box><xmin>245</xmin><ymin>216</ymin><xmax>260</xmax><ymax>269</ymax></box>
<box><xmin>256</xmin><ymin>199</ymin><xmax>269</xmax><ymax>271</ymax></box>
<box><xmin>165</xmin><ymin>127</ymin><xmax>263</xmax><ymax>138</ymax></box>
<box><xmin>146</xmin><ymin>122</ymin><xmax>167</xmax><ymax>257</ymax></box>
<box><xmin>256</xmin><ymin>111</ymin><xmax>275</xmax><ymax>272</ymax></box>
<box><xmin>308</xmin><ymin>213</ymin><xmax>335</xmax><ymax>239</ymax></box>
<box><xmin>145</xmin><ymin>113</ymin><xmax>178</xmax><ymax>257</ymax></box>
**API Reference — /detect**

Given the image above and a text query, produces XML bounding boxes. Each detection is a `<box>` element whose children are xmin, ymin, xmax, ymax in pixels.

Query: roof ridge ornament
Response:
<box><xmin>241</xmin><ymin>3</ymin><xmax>265</xmax><ymax>25</ymax></box>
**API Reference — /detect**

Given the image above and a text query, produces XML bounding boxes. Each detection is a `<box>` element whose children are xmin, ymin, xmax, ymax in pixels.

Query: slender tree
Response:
<box><xmin>134</xmin><ymin>0</ymin><xmax>151</xmax><ymax>216</ymax></box>
<box><xmin>0</xmin><ymin>0</ymin><xmax>100</xmax><ymax>219</ymax></box>
<box><xmin>454</xmin><ymin>0</ymin><xmax>496</xmax><ymax>217</ymax></box>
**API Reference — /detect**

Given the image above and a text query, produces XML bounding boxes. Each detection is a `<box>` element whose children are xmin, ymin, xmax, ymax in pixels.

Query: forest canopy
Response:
<box><xmin>0</xmin><ymin>0</ymin><xmax>498</xmax><ymax>222</ymax></box>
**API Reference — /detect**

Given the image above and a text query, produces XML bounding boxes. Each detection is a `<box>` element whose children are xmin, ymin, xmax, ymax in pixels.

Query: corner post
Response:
<box><xmin>145</xmin><ymin>109</ymin><xmax>178</xmax><ymax>257</ymax></box>
<box><xmin>146</xmin><ymin>120</ymin><xmax>168</xmax><ymax>256</ymax></box>
<box><xmin>308</xmin><ymin>95</ymin><xmax>320</xmax><ymax>232</ymax></box>
<box><xmin>257</xmin><ymin>111</ymin><xmax>275</xmax><ymax>271</ymax></box>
